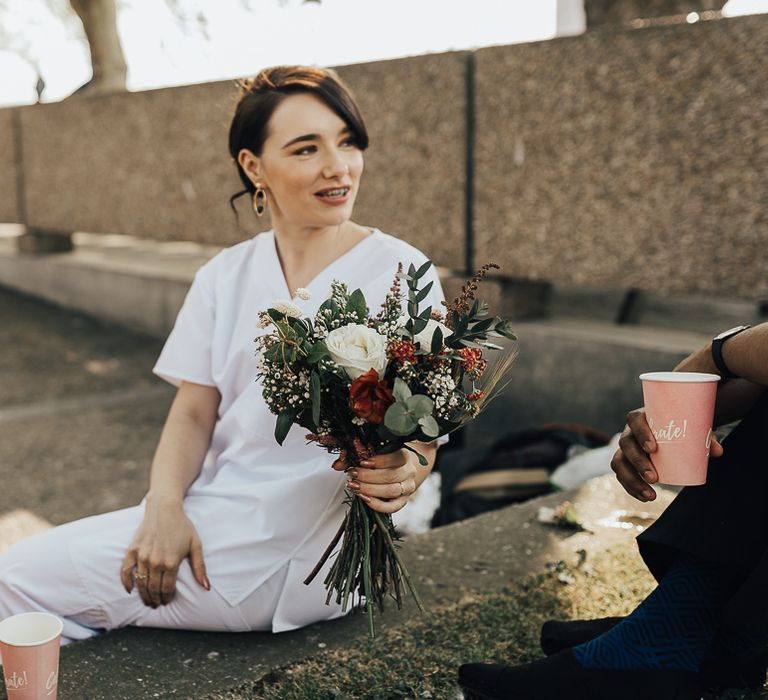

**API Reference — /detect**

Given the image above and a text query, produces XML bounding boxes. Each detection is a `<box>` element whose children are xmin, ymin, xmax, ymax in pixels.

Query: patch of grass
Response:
<box><xmin>210</xmin><ymin>546</ymin><xmax>767</xmax><ymax>700</ymax></box>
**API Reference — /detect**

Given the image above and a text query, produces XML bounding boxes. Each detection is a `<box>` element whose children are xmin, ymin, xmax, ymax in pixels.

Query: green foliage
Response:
<box><xmin>384</xmin><ymin>394</ymin><xmax>435</xmax><ymax>436</ymax></box>
<box><xmin>310</xmin><ymin>371</ymin><xmax>321</xmax><ymax>426</ymax></box>
<box><xmin>274</xmin><ymin>410</ymin><xmax>295</xmax><ymax>445</ymax></box>
<box><xmin>306</xmin><ymin>341</ymin><xmax>330</xmax><ymax>364</ymax></box>
<box><xmin>345</xmin><ymin>288</ymin><xmax>369</xmax><ymax>323</ymax></box>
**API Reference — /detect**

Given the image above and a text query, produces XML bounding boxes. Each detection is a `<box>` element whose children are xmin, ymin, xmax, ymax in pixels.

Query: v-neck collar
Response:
<box><xmin>262</xmin><ymin>228</ymin><xmax>381</xmax><ymax>301</ymax></box>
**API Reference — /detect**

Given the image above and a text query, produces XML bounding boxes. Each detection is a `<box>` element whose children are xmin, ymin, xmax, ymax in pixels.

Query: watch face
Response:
<box><xmin>714</xmin><ymin>325</ymin><xmax>751</xmax><ymax>341</ymax></box>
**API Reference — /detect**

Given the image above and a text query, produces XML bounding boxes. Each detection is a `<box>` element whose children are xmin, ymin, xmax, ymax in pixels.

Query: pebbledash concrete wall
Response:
<box><xmin>0</xmin><ymin>108</ymin><xmax>18</xmax><ymax>223</ymax></box>
<box><xmin>0</xmin><ymin>13</ymin><xmax>766</xmax><ymax>300</ymax></box>
<box><xmin>4</xmin><ymin>52</ymin><xmax>467</xmax><ymax>270</ymax></box>
<box><xmin>472</xmin><ymin>13</ymin><xmax>768</xmax><ymax>300</ymax></box>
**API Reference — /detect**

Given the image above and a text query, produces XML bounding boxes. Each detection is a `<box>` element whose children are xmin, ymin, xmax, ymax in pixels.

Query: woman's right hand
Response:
<box><xmin>120</xmin><ymin>496</ymin><xmax>210</xmax><ymax>608</ymax></box>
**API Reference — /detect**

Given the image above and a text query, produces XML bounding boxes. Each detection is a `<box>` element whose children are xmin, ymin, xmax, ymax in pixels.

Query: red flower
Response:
<box><xmin>349</xmin><ymin>368</ymin><xmax>395</xmax><ymax>424</ymax></box>
<box><xmin>457</xmin><ymin>347</ymin><xmax>488</xmax><ymax>378</ymax></box>
<box><xmin>387</xmin><ymin>338</ymin><xmax>417</xmax><ymax>365</ymax></box>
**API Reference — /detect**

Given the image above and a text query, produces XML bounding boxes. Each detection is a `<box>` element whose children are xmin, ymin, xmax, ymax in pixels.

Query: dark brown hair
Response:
<box><xmin>227</xmin><ymin>65</ymin><xmax>369</xmax><ymax>222</ymax></box>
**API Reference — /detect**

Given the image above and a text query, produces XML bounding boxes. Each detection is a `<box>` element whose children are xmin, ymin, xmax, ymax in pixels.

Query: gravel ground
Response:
<box><xmin>0</xmin><ymin>286</ymin><xmax>172</xmax><ymax>524</ymax></box>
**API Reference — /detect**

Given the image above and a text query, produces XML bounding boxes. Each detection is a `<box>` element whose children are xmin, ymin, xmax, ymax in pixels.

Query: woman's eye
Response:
<box><xmin>340</xmin><ymin>138</ymin><xmax>357</xmax><ymax>148</ymax></box>
<box><xmin>293</xmin><ymin>145</ymin><xmax>316</xmax><ymax>156</ymax></box>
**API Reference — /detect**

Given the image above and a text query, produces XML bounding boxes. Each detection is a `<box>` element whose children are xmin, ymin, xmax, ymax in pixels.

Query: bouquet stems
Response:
<box><xmin>303</xmin><ymin>482</ymin><xmax>424</xmax><ymax>638</ymax></box>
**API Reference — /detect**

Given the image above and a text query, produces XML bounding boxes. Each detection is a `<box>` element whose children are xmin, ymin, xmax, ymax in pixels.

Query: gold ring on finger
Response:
<box><xmin>135</xmin><ymin>572</ymin><xmax>148</xmax><ymax>581</ymax></box>
<box><xmin>399</xmin><ymin>481</ymin><xmax>405</xmax><ymax>496</ymax></box>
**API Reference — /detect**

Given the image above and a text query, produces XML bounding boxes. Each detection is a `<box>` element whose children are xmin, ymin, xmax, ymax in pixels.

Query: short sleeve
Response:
<box><xmin>153</xmin><ymin>267</ymin><xmax>216</xmax><ymax>388</ymax></box>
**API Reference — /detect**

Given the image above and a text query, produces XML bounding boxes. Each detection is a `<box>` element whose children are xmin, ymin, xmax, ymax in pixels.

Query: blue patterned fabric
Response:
<box><xmin>573</xmin><ymin>555</ymin><xmax>731</xmax><ymax>671</ymax></box>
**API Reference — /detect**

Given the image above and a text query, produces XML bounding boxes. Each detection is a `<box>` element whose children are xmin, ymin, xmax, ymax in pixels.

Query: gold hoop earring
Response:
<box><xmin>253</xmin><ymin>185</ymin><xmax>267</xmax><ymax>217</ymax></box>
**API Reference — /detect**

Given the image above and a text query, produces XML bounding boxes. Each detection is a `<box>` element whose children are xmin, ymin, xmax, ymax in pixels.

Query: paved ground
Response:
<box><xmin>0</xmin><ymin>285</ymin><xmax>675</xmax><ymax>699</ymax></box>
<box><xmin>0</xmin><ymin>287</ymin><xmax>169</xmax><ymax>524</ymax></box>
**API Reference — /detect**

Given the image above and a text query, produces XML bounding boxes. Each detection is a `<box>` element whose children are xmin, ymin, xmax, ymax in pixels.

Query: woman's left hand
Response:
<box><xmin>332</xmin><ymin>448</ymin><xmax>417</xmax><ymax>514</ymax></box>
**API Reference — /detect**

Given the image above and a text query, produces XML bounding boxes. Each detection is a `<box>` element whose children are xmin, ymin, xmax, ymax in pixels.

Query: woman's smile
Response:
<box><xmin>314</xmin><ymin>185</ymin><xmax>351</xmax><ymax>206</ymax></box>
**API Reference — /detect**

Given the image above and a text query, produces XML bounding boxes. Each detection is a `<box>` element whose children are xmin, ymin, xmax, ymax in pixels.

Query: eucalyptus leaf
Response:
<box><xmin>418</xmin><ymin>415</ymin><xmax>439</xmax><ymax>438</ymax></box>
<box><xmin>471</xmin><ymin>317</ymin><xmax>496</xmax><ymax>334</ymax></box>
<box><xmin>415</xmin><ymin>281</ymin><xmax>433</xmax><ymax>303</ymax></box>
<box><xmin>415</xmin><ymin>260</ymin><xmax>433</xmax><ymax>279</ymax></box>
<box><xmin>408</xmin><ymin>300</ymin><xmax>418</xmax><ymax>317</ymax></box>
<box><xmin>384</xmin><ymin>402</ymin><xmax>418</xmax><ymax>436</ymax></box>
<box><xmin>453</xmin><ymin>315</ymin><xmax>469</xmax><ymax>336</ymax></box>
<box><xmin>406</xmin><ymin>394</ymin><xmax>434</xmax><ymax>417</ymax></box>
<box><xmin>412</xmin><ymin>317</ymin><xmax>428</xmax><ymax>335</ymax></box>
<box><xmin>275</xmin><ymin>411</ymin><xmax>295</xmax><ymax>446</ymax></box>
<box><xmin>403</xmin><ymin>443</ymin><xmax>429</xmax><ymax>466</ymax></box>
<box><xmin>430</xmin><ymin>327</ymin><xmax>443</xmax><ymax>355</ymax></box>
<box><xmin>393</xmin><ymin>377</ymin><xmax>412</xmax><ymax>403</ymax></box>
<box><xmin>419</xmin><ymin>306</ymin><xmax>433</xmax><ymax>321</ymax></box>
<box><xmin>495</xmin><ymin>320</ymin><xmax>517</xmax><ymax>339</ymax></box>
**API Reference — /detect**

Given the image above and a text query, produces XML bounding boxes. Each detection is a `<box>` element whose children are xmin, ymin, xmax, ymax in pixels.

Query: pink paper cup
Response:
<box><xmin>0</xmin><ymin>612</ymin><xmax>63</xmax><ymax>699</ymax></box>
<box><xmin>640</xmin><ymin>371</ymin><xmax>720</xmax><ymax>486</ymax></box>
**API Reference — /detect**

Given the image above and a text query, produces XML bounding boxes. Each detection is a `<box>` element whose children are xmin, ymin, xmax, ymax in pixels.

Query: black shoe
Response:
<box><xmin>458</xmin><ymin>649</ymin><xmax>701</xmax><ymax>700</ymax></box>
<box><xmin>701</xmin><ymin>649</ymin><xmax>768</xmax><ymax>692</ymax></box>
<box><xmin>540</xmin><ymin>617</ymin><xmax>768</xmax><ymax>691</ymax></box>
<box><xmin>540</xmin><ymin>616</ymin><xmax>623</xmax><ymax>656</ymax></box>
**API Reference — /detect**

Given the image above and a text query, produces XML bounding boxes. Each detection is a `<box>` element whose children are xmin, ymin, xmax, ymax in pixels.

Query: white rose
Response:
<box><xmin>397</xmin><ymin>315</ymin><xmax>452</xmax><ymax>350</ymax></box>
<box><xmin>325</xmin><ymin>324</ymin><xmax>389</xmax><ymax>381</ymax></box>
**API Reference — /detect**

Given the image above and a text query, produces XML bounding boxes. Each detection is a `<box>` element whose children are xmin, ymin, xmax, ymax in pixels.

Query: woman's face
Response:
<box><xmin>241</xmin><ymin>92</ymin><xmax>364</xmax><ymax>228</ymax></box>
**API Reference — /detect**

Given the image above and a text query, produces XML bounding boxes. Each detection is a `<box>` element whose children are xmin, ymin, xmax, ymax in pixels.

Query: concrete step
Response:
<box><xmin>0</xmin><ymin>227</ymin><xmax>219</xmax><ymax>338</ymax></box>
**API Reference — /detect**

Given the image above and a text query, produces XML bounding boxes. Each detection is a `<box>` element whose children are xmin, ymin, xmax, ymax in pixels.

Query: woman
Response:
<box><xmin>0</xmin><ymin>66</ymin><xmax>447</xmax><ymax>644</ymax></box>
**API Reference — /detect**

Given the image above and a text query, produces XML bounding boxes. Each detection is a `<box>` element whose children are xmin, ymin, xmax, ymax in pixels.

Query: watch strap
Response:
<box><xmin>711</xmin><ymin>325</ymin><xmax>751</xmax><ymax>379</ymax></box>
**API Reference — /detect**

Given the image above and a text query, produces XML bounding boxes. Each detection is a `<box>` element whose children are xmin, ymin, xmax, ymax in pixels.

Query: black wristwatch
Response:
<box><xmin>711</xmin><ymin>325</ymin><xmax>751</xmax><ymax>379</ymax></box>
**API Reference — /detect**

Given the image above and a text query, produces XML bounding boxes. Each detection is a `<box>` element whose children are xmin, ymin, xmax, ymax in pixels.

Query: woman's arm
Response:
<box><xmin>145</xmin><ymin>381</ymin><xmax>221</xmax><ymax>507</ymax></box>
<box><xmin>120</xmin><ymin>380</ymin><xmax>221</xmax><ymax>608</ymax></box>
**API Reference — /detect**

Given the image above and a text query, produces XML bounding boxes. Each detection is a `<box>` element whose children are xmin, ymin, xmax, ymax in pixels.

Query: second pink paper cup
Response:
<box><xmin>640</xmin><ymin>371</ymin><xmax>720</xmax><ymax>486</ymax></box>
<box><xmin>0</xmin><ymin>612</ymin><xmax>63</xmax><ymax>700</ymax></box>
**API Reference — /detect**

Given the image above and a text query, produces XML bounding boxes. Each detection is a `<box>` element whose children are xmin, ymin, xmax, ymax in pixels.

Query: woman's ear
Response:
<box><xmin>238</xmin><ymin>148</ymin><xmax>263</xmax><ymax>186</ymax></box>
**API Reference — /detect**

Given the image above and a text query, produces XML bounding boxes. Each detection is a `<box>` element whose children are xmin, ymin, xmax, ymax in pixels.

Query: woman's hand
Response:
<box><xmin>332</xmin><ymin>448</ymin><xmax>418</xmax><ymax>514</ymax></box>
<box><xmin>120</xmin><ymin>495</ymin><xmax>210</xmax><ymax>608</ymax></box>
<box><xmin>611</xmin><ymin>407</ymin><xmax>724</xmax><ymax>502</ymax></box>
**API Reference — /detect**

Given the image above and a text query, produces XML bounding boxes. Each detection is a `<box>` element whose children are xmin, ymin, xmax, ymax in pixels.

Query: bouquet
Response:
<box><xmin>254</xmin><ymin>260</ymin><xmax>517</xmax><ymax>636</ymax></box>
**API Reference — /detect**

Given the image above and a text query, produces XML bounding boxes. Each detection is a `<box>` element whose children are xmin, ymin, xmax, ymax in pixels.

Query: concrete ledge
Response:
<box><xmin>464</xmin><ymin>318</ymin><xmax>709</xmax><ymax>442</ymax></box>
<box><xmin>0</xmin><ymin>476</ymin><xmax>674</xmax><ymax>699</ymax></box>
<box><xmin>0</xmin><ymin>230</ymin><xmax>218</xmax><ymax>337</ymax></box>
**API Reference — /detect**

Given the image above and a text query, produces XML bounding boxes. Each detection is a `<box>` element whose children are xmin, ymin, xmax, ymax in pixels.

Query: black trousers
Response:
<box><xmin>637</xmin><ymin>389</ymin><xmax>768</xmax><ymax>636</ymax></box>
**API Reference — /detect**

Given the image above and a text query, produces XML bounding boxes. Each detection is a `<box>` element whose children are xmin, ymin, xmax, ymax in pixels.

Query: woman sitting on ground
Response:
<box><xmin>0</xmin><ymin>65</ymin><xmax>447</xmax><ymax>644</ymax></box>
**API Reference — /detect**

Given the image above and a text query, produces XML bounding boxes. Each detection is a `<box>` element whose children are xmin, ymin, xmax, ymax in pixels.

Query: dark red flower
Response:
<box><xmin>349</xmin><ymin>368</ymin><xmax>395</xmax><ymax>424</ymax></box>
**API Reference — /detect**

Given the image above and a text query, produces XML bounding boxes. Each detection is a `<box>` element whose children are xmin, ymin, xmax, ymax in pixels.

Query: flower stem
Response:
<box><xmin>303</xmin><ymin>515</ymin><xmax>346</xmax><ymax>586</ymax></box>
<box><xmin>370</xmin><ymin>509</ymin><xmax>425</xmax><ymax>613</ymax></box>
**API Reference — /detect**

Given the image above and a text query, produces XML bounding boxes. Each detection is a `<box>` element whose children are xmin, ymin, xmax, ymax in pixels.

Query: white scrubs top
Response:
<box><xmin>151</xmin><ymin>228</ymin><xmax>448</xmax><ymax>632</ymax></box>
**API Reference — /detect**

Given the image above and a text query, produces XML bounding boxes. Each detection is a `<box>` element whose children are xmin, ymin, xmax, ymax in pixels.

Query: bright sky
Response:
<box><xmin>0</xmin><ymin>0</ymin><xmax>766</xmax><ymax>107</ymax></box>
